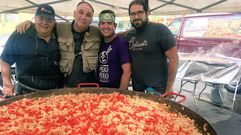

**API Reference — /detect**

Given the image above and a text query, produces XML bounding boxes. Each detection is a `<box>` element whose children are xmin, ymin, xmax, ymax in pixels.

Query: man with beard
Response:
<box><xmin>124</xmin><ymin>0</ymin><xmax>179</xmax><ymax>94</ymax></box>
<box><xmin>15</xmin><ymin>2</ymin><xmax>101</xmax><ymax>88</ymax></box>
<box><xmin>97</xmin><ymin>10</ymin><xmax>131</xmax><ymax>89</ymax></box>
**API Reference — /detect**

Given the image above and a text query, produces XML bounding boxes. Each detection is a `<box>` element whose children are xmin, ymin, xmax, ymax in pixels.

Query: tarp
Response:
<box><xmin>177</xmin><ymin>53</ymin><xmax>241</xmax><ymax>85</ymax></box>
<box><xmin>0</xmin><ymin>0</ymin><xmax>241</xmax><ymax>17</ymax></box>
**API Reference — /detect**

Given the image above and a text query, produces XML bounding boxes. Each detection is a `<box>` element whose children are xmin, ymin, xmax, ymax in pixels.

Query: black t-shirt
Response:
<box><xmin>124</xmin><ymin>22</ymin><xmax>176</xmax><ymax>91</ymax></box>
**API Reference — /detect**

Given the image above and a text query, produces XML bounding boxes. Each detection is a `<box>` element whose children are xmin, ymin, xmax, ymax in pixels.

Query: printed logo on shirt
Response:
<box><xmin>129</xmin><ymin>37</ymin><xmax>148</xmax><ymax>51</ymax></box>
<box><xmin>99</xmin><ymin>65</ymin><xmax>109</xmax><ymax>82</ymax></box>
<box><xmin>99</xmin><ymin>45</ymin><xmax>112</xmax><ymax>64</ymax></box>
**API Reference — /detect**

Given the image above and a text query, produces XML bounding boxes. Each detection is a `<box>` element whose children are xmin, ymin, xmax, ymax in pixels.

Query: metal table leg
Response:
<box><xmin>232</xmin><ymin>79</ymin><xmax>240</xmax><ymax>110</ymax></box>
<box><xmin>178</xmin><ymin>79</ymin><xmax>199</xmax><ymax>107</ymax></box>
<box><xmin>198</xmin><ymin>82</ymin><xmax>208</xmax><ymax>99</ymax></box>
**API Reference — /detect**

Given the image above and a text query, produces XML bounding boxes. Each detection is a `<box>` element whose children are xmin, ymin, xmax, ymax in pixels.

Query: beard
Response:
<box><xmin>131</xmin><ymin>17</ymin><xmax>148</xmax><ymax>30</ymax></box>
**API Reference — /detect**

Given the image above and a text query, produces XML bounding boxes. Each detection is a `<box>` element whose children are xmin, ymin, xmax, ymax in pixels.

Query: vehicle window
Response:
<box><xmin>183</xmin><ymin>15</ymin><xmax>241</xmax><ymax>39</ymax></box>
<box><xmin>168</xmin><ymin>19</ymin><xmax>181</xmax><ymax>35</ymax></box>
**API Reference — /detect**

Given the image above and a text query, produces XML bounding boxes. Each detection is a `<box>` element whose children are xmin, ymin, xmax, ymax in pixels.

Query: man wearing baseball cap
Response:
<box><xmin>97</xmin><ymin>10</ymin><xmax>131</xmax><ymax>89</ymax></box>
<box><xmin>34</xmin><ymin>4</ymin><xmax>56</xmax><ymax>40</ymax></box>
<box><xmin>1</xmin><ymin>4</ymin><xmax>62</xmax><ymax>96</ymax></box>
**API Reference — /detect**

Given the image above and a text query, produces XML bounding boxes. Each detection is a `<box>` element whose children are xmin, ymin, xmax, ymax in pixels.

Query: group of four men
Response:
<box><xmin>1</xmin><ymin>0</ymin><xmax>179</xmax><ymax>97</ymax></box>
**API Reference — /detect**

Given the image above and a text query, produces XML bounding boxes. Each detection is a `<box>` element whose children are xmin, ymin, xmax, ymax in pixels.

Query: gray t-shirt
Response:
<box><xmin>124</xmin><ymin>22</ymin><xmax>176</xmax><ymax>92</ymax></box>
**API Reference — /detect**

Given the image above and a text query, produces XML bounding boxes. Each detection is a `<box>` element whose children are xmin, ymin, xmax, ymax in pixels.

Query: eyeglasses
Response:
<box><xmin>130</xmin><ymin>10</ymin><xmax>145</xmax><ymax>17</ymax></box>
<box><xmin>37</xmin><ymin>16</ymin><xmax>55</xmax><ymax>23</ymax></box>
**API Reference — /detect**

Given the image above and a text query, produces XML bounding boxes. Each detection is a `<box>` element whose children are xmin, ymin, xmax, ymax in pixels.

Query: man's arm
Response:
<box><xmin>0</xmin><ymin>59</ymin><xmax>16</xmax><ymax>96</ymax></box>
<box><xmin>119</xmin><ymin>63</ymin><xmax>132</xmax><ymax>90</ymax></box>
<box><xmin>165</xmin><ymin>46</ymin><xmax>179</xmax><ymax>92</ymax></box>
<box><xmin>15</xmin><ymin>20</ymin><xmax>32</xmax><ymax>34</ymax></box>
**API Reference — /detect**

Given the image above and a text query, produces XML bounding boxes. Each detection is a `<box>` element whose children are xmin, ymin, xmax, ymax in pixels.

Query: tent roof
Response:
<box><xmin>0</xmin><ymin>0</ymin><xmax>240</xmax><ymax>17</ymax></box>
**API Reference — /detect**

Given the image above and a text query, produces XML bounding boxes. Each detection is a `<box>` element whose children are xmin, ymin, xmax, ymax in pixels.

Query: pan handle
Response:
<box><xmin>77</xmin><ymin>83</ymin><xmax>100</xmax><ymax>88</ymax></box>
<box><xmin>161</xmin><ymin>92</ymin><xmax>186</xmax><ymax>104</ymax></box>
<box><xmin>0</xmin><ymin>95</ymin><xmax>6</xmax><ymax>100</ymax></box>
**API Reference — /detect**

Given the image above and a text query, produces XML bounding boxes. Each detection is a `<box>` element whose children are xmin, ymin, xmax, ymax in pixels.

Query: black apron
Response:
<box><xmin>17</xmin><ymin>35</ymin><xmax>61</xmax><ymax>94</ymax></box>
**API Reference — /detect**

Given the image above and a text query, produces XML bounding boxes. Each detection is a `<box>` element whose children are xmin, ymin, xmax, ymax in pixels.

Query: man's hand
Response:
<box><xmin>16</xmin><ymin>20</ymin><xmax>32</xmax><ymax>34</ymax></box>
<box><xmin>3</xmin><ymin>84</ymin><xmax>16</xmax><ymax>96</ymax></box>
<box><xmin>0</xmin><ymin>60</ymin><xmax>16</xmax><ymax>97</ymax></box>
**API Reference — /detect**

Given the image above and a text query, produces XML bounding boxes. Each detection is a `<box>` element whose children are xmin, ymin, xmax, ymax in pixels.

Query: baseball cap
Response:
<box><xmin>35</xmin><ymin>4</ymin><xmax>55</xmax><ymax>19</ymax></box>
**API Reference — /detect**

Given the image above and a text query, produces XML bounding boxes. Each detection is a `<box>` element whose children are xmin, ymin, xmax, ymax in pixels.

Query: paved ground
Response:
<box><xmin>173</xmin><ymin>79</ymin><xmax>241</xmax><ymax>135</ymax></box>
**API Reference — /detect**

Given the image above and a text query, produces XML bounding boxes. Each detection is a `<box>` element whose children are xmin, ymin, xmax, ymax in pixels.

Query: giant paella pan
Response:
<box><xmin>0</xmin><ymin>86</ymin><xmax>217</xmax><ymax>135</ymax></box>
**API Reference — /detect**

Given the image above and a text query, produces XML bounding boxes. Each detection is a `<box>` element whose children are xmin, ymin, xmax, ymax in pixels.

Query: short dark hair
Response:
<box><xmin>77</xmin><ymin>1</ymin><xmax>94</xmax><ymax>13</ymax></box>
<box><xmin>128</xmin><ymin>0</ymin><xmax>148</xmax><ymax>15</ymax></box>
<box><xmin>99</xmin><ymin>10</ymin><xmax>116</xmax><ymax>18</ymax></box>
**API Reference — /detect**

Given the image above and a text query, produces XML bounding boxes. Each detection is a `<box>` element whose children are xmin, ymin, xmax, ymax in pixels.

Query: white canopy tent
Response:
<box><xmin>0</xmin><ymin>0</ymin><xmax>240</xmax><ymax>18</ymax></box>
